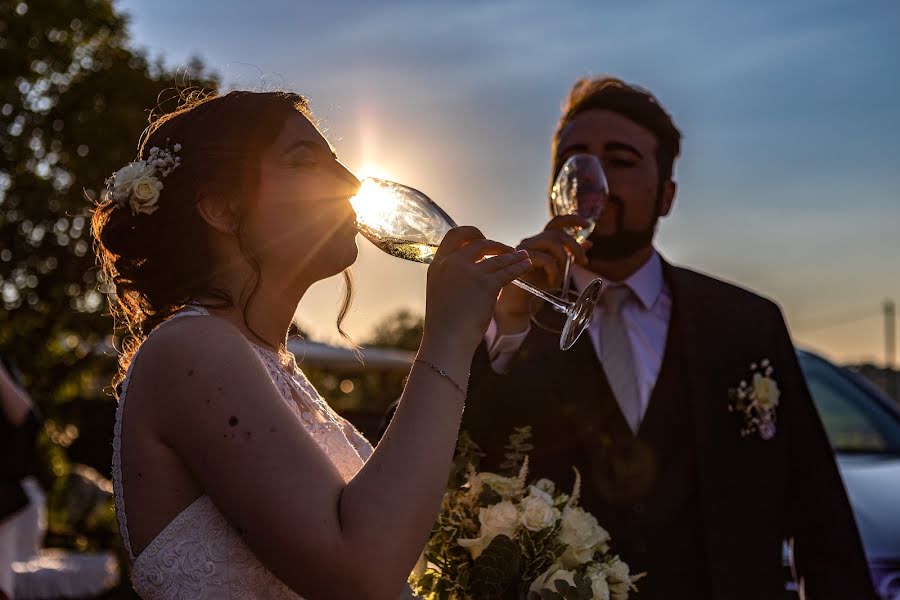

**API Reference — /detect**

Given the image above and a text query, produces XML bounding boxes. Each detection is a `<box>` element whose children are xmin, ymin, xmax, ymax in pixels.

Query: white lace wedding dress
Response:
<box><xmin>111</xmin><ymin>307</ymin><xmax>414</xmax><ymax>598</ymax></box>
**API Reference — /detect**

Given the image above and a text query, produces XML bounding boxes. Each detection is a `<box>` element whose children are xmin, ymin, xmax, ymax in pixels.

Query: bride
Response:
<box><xmin>91</xmin><ymin>90</ymin><xmax>532</xmax><ymax>599</ymax></box>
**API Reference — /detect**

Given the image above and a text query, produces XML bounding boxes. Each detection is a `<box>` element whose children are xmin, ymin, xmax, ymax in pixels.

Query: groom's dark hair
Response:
<box><xmin>551</xmin><ymin>77</ymin><xmax>682</xmax><ymax>192</ymax></box>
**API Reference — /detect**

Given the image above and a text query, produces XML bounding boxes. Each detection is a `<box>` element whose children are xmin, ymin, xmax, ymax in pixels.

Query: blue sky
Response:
<box><xmin>121</xmin><ymin>0</ymin><xmax>900</xmax><ymax>364</ymax></box>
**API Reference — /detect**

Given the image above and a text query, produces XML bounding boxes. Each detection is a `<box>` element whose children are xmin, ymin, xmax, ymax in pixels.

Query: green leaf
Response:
<box><xmin>573</xmin><ymin>574</ymin><xmax>593</xmax><ymax>599</ymax></box>
<box><xmin>478</xmin><ymin>484</ymin><xmax>503</xmax><ymax>506</ymax></box>
<box><xmin>500</xmin><ymin>426</ymin><xmax>534</xmax><ymax>476</ymax></box>
<box><xmin>468</xmin><ymin>534</ymin><xmax>522</xmax><ymax>599</ymax></box>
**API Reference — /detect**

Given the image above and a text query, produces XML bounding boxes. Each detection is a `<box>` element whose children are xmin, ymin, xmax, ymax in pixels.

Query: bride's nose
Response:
<box><xmin>334</xmin><ymin>160</ymin><xmax>361</xmax><ymax>195</ymax></box>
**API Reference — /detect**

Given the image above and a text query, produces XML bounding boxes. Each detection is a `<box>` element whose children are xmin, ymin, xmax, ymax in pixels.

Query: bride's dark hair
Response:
<box><xmin>91</xmin><ymin>90</ymin><xmax>354</xmax><ymax>386</ymax></box>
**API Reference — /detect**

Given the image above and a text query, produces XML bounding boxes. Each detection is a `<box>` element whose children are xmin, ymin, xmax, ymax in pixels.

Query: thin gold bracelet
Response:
<box><xmin>414</xmin><ymin>359</ymin><xmax>467</xmax><ymax>396</ymax></box>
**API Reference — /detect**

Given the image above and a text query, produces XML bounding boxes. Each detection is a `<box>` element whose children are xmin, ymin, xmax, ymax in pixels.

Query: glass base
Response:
<box><xmin>528</xmin><ymin>278</ymin><xmax>603</xmax><ymax>350</ymax></box>
<box><xmin>560</xmin><ymin>278</ymin><xmax>603</xmax><ymax>350</ymax></box>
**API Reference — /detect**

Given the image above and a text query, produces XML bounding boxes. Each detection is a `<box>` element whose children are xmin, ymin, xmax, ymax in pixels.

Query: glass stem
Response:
<box><xmin>561</xmin><ymin>252</ymin><xmax>574</xmax><ymax>300</ymax></box>
<box><xmin>511</xmin><ymin>279</ymin><xmax>570</xmax><ymax>313</ymax></box>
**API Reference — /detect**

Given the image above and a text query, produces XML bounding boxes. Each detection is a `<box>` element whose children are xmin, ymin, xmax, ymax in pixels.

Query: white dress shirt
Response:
<box><xmin>484</xmin><ymin>251</ymin><xmax>672</xmax><ymax>430</ymax></box>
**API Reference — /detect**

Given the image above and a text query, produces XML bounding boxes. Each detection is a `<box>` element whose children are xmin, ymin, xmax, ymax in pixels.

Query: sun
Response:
<box><xmin>349</xmin><ymin>178</ymin><xmax>398</xmax><ymax>230</ymax></box>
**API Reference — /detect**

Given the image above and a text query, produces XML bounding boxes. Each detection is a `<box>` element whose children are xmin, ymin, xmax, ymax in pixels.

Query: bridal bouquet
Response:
<box><xmin>409</xmin><ymin>428</ymin><xmax>643</xmax><ymax>600</ymax></box>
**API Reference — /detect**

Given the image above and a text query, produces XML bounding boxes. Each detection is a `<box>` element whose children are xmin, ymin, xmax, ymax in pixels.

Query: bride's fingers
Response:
<box><xmin>454</xmin><ymin>239</ymin><xmax>517</xmax><ymax>263</ymax></box>
<box><xmin>478</xmin><ymin>249</ymin><xmax>531</xmax><ymax>273</ymax></box>
<box><xmin>433</xmin><ymin>226</ymin><xmax>485</xmax><ymax>262</ymax></box>
<box><xmin>486</xmin><ymin>255</ymin><xmax>534</xmax><ymax>289</ymax></box>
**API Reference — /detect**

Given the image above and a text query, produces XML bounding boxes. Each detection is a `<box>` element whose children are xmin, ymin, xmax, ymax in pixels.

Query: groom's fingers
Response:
<box><xmin>518</xmin><ymin>233</ymin><xmax>585</xmax><ymax>268</ymax></box>
<box><xmin>545</xmin><ymin>214</ymin><xmax>592</xmax><ymax>233</ymax></box>
<box><xmin>523</xmin><ymin>250</ymin><xmax>561</xmax><ymax>285</ymax></box>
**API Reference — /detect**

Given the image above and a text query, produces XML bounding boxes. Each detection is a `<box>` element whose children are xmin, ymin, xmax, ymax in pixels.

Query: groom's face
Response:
<box><xmin>554</xmin><ymin>109</ymin><xmax>676</xmax><ymax>259</ymax></box>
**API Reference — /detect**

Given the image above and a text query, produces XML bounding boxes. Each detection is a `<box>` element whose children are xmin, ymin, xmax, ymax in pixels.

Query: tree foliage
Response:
<box><xmin>0</xmin><ymin>3</ymin><xmax>215</xmax><ymax>578</ymax></box>
<box><xmin>367</xmin><ymin>307</ymin><xmax>424</xmax><ymax>352</ymax></box>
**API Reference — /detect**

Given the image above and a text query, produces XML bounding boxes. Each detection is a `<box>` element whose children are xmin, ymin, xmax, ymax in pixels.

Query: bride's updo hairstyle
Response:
<box><xmin>92</xmin><ymin>90</ymin><xmax>353</xmax><ymax>385</ymax></box>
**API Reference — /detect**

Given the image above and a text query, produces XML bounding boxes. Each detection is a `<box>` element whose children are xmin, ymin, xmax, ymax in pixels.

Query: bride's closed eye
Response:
<box><xmin>280</xmin><ymin>140</ymin><xmax>333</xmax><ymax>169</ymax></box>
<box><xmin>284</xmin><ymin>148</ymin><xmax>318</xmax><ymax>169</ymax></box>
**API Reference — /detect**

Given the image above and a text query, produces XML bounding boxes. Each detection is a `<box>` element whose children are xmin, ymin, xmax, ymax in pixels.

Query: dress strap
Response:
<box><xmin>111</xmin><ymin>305</ymin><xmax>211</xmax><ymax>562</ymax></box>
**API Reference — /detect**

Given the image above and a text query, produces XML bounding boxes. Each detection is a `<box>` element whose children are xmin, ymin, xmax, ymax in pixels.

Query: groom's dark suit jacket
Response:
<box><xmin>463</xmin><ymin>260</ymin><xmax>875</xmax><ymax>599</ymax></box>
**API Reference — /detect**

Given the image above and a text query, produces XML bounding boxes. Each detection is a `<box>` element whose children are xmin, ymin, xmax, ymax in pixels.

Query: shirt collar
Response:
<box><xmin>570</xmin><ymin>250</ymin><xmax>665</xmax><ymax>311</ymax></box>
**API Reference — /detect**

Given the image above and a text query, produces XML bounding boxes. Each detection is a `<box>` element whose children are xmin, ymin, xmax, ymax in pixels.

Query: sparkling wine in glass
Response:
<box><xmin>550</xmin><ymin>153</ymin><xmax>609</xmax><ymax>298</ymax></box>
<box><xmin>351</xmin><ymin>177</ymin><xmax>602</xmax><ymax>350</ymax></box>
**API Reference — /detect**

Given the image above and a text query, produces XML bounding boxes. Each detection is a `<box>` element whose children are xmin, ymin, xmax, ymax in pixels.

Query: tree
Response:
<box><xmin>367</xmin><ymin>308</ymin><xmax>424</xmax><ymax>351</ymax></box>
<box><xmin>0</xmin><ymin>0</ymin><xmax>215</xmax><ymax>576</ymax></box>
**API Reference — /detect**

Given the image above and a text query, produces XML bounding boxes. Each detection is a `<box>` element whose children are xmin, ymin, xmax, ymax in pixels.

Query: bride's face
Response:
<box><xmin>244</xmin><ymin>112</ymin><xmax>360</xmax><ymax>285</ymax></box>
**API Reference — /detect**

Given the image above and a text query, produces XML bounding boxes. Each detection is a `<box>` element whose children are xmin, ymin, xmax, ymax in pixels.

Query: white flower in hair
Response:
<box><xmin>104</xmin><ymin>141</ymin><xmax>182</xmax><ymax>215</ymax></box>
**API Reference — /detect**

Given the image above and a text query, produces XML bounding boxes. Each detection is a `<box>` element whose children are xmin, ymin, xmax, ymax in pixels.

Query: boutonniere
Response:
<box><xmin>728</xmin><ymin>359</ymin><xmax>781</xmax><ymax>440</ymax></box>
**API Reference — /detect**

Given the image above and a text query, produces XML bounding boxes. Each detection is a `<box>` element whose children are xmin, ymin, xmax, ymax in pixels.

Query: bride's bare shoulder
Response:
<box><xmin>139</xmin><ymin>313</ymin><xmax>252</xmax><ymax>360</ymax></box>
<box><xmin>125</xmin><ymin>314</ymin><xmax>268</xmax><ymax>406</ymax></box>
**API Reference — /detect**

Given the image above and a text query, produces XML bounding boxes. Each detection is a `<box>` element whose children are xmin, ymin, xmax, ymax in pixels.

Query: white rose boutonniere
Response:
<box><xmin>729</xmin><ymin>358</ymin><xmax>781</xmax><ymax>440</ymax></box>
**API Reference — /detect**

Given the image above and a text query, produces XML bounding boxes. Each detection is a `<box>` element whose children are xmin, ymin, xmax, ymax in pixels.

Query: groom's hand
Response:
<box><xmin>493</xmin><ymin>215</ymin><xmax>592</xmax><ymax>335</ymax></box>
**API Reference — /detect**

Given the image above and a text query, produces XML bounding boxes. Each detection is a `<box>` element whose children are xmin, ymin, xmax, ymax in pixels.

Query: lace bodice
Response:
<box><xmin>111</xmin><ymin>307</ymin><xmax>378</xmax><ymax>599</ymax></box>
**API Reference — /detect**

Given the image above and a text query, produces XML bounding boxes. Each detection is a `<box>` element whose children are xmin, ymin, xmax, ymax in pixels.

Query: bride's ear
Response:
<box><xmin>196</xmin><ymin>192</ymin><xmax>240</xmax><ymax>235</ymax></box>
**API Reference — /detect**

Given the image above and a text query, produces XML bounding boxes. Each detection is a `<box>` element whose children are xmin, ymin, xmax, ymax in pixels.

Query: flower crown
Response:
<box><xmin>104</xmin><ymin>141</ymin><xmax>182</xmax><ymax>215</ymax></box>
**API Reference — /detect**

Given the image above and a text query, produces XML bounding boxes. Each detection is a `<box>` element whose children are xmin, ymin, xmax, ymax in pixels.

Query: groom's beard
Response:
<box><xmin>586</xmin><ymin>194</ymin><xmax>658</xmax><ymax>261</ymax></box>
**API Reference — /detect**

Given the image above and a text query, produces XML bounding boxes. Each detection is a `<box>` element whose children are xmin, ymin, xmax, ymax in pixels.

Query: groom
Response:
<box><xmin>462</xmin><ymin>77</ymin><xmax>874</xmax><ymax>599</ymax></box>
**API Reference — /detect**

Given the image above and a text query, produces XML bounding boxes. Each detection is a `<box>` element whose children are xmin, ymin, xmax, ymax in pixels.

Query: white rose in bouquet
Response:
<box><xmin>520</xmin><ymin>494</ymin><xmax>560</xmax><ymax>532</ymax></box>
<box><xmin>458</xmin><ymin>500</ymin><xmax>520</xmax><ymax>559</ymax></box>
<box><xmin>586</xmin><ymin>565</ymin><xmax>611</xmax><ymax>600</ymax></box>
<box><xmin>602</xmin><ymin>558</ymin><xmax>633</xmax><ymax>599</ymax></box>
<box><xmin>527</xmin><ymin>484</ymin><xmax>555</xmax><ymax>505</ymax></box>
<box><xmin>480</xmin><ymin>501</ymin><xmax>519</xmax><ymax>538</ymax></box>
<box><xmin>534</xmin><ymin>478</ymin><xmax>556</xmax><ymax>496</ymax></box>
<box><xmin>558</xmin><ymin>506</ymin><xmax>611</xmax><ymax>567</ymax></box>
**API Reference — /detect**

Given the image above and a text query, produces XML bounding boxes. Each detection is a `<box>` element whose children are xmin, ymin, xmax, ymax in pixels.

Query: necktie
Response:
<box><xmin>599</xmin><ymin>285</ymin><xmax>641</xmax><ymax>432</ymax></box>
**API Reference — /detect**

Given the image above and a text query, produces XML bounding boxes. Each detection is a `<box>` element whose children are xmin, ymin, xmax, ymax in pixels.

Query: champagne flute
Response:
<box><xmin>351</xmin><ymin>178</ymin><xmax>602</xmax><ymax>351</ymax></box>
<box><xmin>550</xmin><ymin>153</ymin><xmax>609</xmax><ymax>299</ymax></box>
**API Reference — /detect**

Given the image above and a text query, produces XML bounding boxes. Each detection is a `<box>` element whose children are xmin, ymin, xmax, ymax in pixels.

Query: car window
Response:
<box><xmin>799</xmin><ymin>354</ymin><xmax>900</xmax><ymax>454</ymax></box>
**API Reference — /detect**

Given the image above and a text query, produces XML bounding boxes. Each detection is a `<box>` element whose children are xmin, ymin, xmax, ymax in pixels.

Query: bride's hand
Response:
<box><xmin>422</xmin><ymin>226</ymin><xmax>532</xmax><ymax>355</ymax></box>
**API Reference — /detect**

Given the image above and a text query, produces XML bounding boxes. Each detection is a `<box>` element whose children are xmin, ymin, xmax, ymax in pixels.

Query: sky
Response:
<box><xmin>119</xmin><ymin>0</ymin><xmax>900</xmax><ymax>365</ymax></box>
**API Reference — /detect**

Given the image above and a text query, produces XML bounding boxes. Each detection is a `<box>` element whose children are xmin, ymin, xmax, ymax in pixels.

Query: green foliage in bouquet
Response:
<box><xmin>469</xmin><ymin>534</ymin><xmax>521</xmax><ymax>599</ymax></box>
<box><xmin>500</xmin><ymin>426</ymin><xmax>535</xmax><ymax>476</ymax></box>
<box><xmin>448</xmin><ymin>430</ymin><xmax>485</xmax><ymax>489</ymax></box>
<box><xmin>528</xmin><ymin>572</ymin><xmax>594</xmax><ymax>600</ymax></box>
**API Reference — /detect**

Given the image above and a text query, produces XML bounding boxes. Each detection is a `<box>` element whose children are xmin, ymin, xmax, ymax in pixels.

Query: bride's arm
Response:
<box><xmin>137</xmin><ymin>229</ymin><xmax>530</xmax><ymax>600</ymax></box>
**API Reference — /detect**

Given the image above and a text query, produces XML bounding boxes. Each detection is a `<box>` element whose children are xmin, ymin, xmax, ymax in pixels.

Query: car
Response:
<box><xmin>797</xmin><ymin>349</ymin><xmax>900</xmax><ymax>600</ymax></box>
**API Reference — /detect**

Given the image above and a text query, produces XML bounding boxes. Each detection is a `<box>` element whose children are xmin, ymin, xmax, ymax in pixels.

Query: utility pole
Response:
<box><xmin>886</xmin><ymin>299</ymin><xmax>897</xmax><ymax>402</ymax></box>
